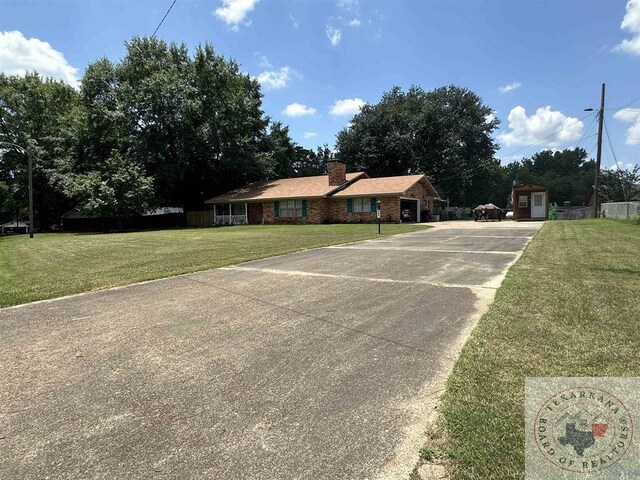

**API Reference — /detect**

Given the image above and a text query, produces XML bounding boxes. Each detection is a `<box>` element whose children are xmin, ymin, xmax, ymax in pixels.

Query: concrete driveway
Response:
<box><xmin>0</xmin><ymin>221</ymin><xmax>542</xmax><ymax>479</ymax></box>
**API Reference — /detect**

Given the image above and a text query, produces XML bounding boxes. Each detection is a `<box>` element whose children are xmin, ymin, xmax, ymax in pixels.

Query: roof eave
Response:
<box><xmin>324</xmin><ymin>172</ymin><xmax>369</xmax><ymax>197</ymax></box>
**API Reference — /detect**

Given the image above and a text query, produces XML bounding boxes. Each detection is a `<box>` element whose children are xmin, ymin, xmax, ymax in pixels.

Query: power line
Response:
<box><xmin>497</xmin><ymin>111</ymin><xmax>596</xmax><ymax>161</ymax></box>
<box><xmin>609</xmin><ymin>94</ymin><xmax>640</xmax><ymax>111</ymax></box>
<box><xmin>152</xmin><ymin>0</ymin><xmax>178</xmax><ymax>38</ymax></box>
<box><xmin>575</xmin><ymin>114</ymin><xmax>598</xmax><ymax>149</ymax></box>
<box><xmin>602</xmin><ymin>116</ymin><xmax>620</xmax><ymax>169</ymax></box>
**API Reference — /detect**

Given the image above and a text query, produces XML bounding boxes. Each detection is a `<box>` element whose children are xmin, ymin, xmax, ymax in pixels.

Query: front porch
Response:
<box><xmin>213</xmin><ymin>203</ymin><xmax>248</xmax><ymax>225</ymax></box>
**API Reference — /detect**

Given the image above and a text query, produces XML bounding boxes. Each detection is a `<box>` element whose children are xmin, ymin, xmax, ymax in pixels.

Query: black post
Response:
<box><xmin>27</xmin><ymin>149</ymin><xmax>34</xmax><ymax>238</ymax></box>
<box><xmin>593</xmin><ymin>83</ymin><xmax>605</xmax><ymax>219</ymax></box>
<box><xmin>376</xmin><ymin>200</ymin><xmax>381</xmax><ymax>234</ymax></box>
<box><xmin>0</xmin><ymin>141</ymin><xmax>34</xmax><ymax>238</ymax></box>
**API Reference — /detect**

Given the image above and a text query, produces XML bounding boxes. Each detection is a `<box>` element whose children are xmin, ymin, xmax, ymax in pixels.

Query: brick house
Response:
<box><xmin>204</xmin><ymin>162</ymin><xmax>439</xmax><ymax>225</ymax></box>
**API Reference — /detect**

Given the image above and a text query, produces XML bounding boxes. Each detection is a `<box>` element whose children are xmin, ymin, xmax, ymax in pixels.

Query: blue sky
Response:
<box><xmin>1</xmin><ymin>0</ymin><xmax>640</xmax><ymax>170</ymax></box>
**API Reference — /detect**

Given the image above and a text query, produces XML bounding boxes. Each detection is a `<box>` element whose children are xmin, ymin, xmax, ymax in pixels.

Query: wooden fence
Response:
<box><xmin>186</xmin><ymin>210</ymin><xmax>213</xmax><ymax>227</ymax></box>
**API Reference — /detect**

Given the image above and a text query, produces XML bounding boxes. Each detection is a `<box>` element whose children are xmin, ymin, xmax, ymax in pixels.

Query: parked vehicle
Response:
<box><xmin>473</xmin><ymin>203</ymin><xmax>504</xmax><ymax>222</ymax></box>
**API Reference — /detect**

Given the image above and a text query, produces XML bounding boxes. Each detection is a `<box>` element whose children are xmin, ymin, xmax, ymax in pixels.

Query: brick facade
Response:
<box><xmin>262</xmin><ymin>198</ymin><xmax>325</xmax><ymax>224</ymax></box>
<box><xmin>328</xmin><ymin>162</ymin><xmax>347</xmax><ymax>186</ymax></box>
<box><xmin>404</xmin><ymin>179</ymin><xmax>435</xmax><ymax>215</ymax></box>
<box><xmin>229</xmin><ymin>169</ymin><xmax>436</xmax><ymax>225</ymax></box>
<box><xmin>325</xmin><ymin>197</ymin><xmax>400</xmax><ymax>223</ymax></box>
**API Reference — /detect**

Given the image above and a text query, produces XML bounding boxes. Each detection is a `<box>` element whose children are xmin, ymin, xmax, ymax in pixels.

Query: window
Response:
<box><xmin>353</xmin><ymin>197</ymin><xmax>371</xmax><ymax>213</ymax></box>
<box><xmin>348</xmin><ymin>197</ymin><xmax>375</xmax><ymax>213</ymax></box>
<box><xmin>533</xmin><ymin>194</ymin><xmax>543</xmax><ymax>207</ymax></box>
<box><xmin>215</xmin><ymin>204</ymin><xmax>246</xmax><ymax>215</ymax></box>
<box><xmin>518</xmin><ymin>195</ymin><xmax>528</xmax><ymax>208</ymax></box>
<box><xmin>231</xmin><ymin>203</ymin><xmax>245</xmax><ymax>215</ymax></box>
<box><xmin>280</xmin><ymin>200</ymin><xmax>303</xmax><ymax>217</ymax></box>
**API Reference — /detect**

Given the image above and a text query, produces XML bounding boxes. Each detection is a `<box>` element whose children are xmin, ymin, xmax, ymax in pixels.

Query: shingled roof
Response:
<box><xmin>332</xmin><ymin>175</ymin><xmax>438</xmax><ymax>197</ymax></box>
<box><xmin>205</xmin><ymin>172</ymin><xmax>367</xmax><ymax>203</ymax></box>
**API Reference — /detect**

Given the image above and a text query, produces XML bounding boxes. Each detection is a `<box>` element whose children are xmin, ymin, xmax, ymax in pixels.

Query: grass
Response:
<box><xmin>441</xmin><ymin>219</ymin><xmax>640</xmax><ymax>479</ymax></box>
<box><xmin>0</xmin><ymin>223</ymin><xmax>429</xmax><ymax>308</ymax></box>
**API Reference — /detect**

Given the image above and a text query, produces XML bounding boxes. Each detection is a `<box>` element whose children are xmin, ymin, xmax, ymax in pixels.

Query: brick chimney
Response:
<box><xmin>328</xmin><ymin>161</ymin><xmax>347</xmax><ymax>186</ymax></box>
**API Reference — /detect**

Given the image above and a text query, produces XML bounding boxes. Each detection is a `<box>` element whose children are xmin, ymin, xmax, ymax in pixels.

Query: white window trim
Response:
<box><xmin>518</xmin><ymin>195</ymin><xmax>528</xmax><ymax>208</ymax></box>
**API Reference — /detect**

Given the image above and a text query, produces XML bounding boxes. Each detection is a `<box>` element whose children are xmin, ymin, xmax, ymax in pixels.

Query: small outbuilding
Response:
<box><xmin>511</xmin><ymin>184</ymin><xmax>548</xmax><ymax>221</ymax></box>
<box><xmin>0</xmin><ymin>221</ymin><xmax>30</xmax><ymax>235</ymax></box>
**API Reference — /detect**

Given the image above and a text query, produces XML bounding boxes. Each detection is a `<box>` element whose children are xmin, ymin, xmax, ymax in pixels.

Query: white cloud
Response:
<box><xmin>485</xmin><ymin>113</ymin><xmax>496</xmax><ymax>124</ymax></box>
<box><xmin>330</xmin><ymin>98</ymin><xmax>366</xmax><ymax>116</ymax></box>
<box><xmin>337</xmin><ymin>0</ymin><xmax>358</xmax><ymax>11</ymax></box>
<box><xmin>289</xmin><ymin>14</ymin><xmax>299</xmax><ymax>29</ymax></box>
<box><xmin>326</xmin><ymin>25</ymin><xmax>342</xmax><ymax>46</ymax></box>
<box><xmin>499</xmin><ymin>82</ymin><xmax>522</xmax><ymax>94</ymax></box>
<box><xmin>303</xmin><ymin>131</ymin><xmax>318</xmax><ymax>138</ymax></box>
<box><xmin>256</xmin><ymin>66</ymin><xmax>290</xmax><ymax>90</ymax></box>
<box><xmin>283</xmin><ymin>103</ymin><xmax>316</xmax><ymax>117</ymax></box>
<box><xmin>214</xmin><ymin>0</ymin><xmax>259</xmax><ymax>30</ymax></box>
<box><xmin>349</xmin><ymin>18</ymin><xmax>362</xmax><ymax>27</ymax></box>
<box><xmin>614</xmin><ymin>108</ymin><xmax>640</xmax><ymax>145</ymax></box>
<box><xmin>610</xmin><ymin>161</ymin><xmax>637</xmax><ymax>171</ymax></box>
<box><xmin>498</xmin><ymin>106</ymin><xmax>584</xmax><ymax>148</ymax></box>
<box><xmin>258</xmin><ymin>55</ymin><xmax>271</xmax><ymax>68</ymax></box>
<box><xmin>0</xmin><ymin>31</ymin><xmax>78</xmax><ymax>87</ymax></box>
<box><xmin>615</xmin><ymin>0</ymin><xmax>640</xmax><ymax>55</ymax></box>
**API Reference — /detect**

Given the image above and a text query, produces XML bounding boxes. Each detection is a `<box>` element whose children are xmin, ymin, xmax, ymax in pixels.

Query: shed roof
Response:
<box><xmin>513</xmin><ymin>183</ymin><xmax>547</xmax><ymax>192</ymax></box>
<box><xmin>0</xmin><ymin>221</ymin><xmax>29</xmax><ymax>228</ymax></box>
<box><xmin>205</xmin><ymin>172</ymin><xmax>367</xmax><ymax>203</ymax></box>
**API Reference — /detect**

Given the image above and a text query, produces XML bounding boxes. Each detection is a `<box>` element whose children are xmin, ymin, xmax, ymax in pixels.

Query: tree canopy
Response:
<box><xmin>0</xmin><ymin>37</ymin><xmax>313</xmax><ymax>228</ymax></box>
<box><xmin>335</xmin><ymin>85</ymin><xmax>501</xmax><ymax>206</ymax></box>
<box><xmin>1</xmin><ymin>42</ymin><xmax>637</xmax><ymax>229</ymax></box>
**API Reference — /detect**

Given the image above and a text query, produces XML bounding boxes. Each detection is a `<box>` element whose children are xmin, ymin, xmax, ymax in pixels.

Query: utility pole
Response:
<box><xmin>0</xmin><ymin>141</ymin><xmax>34</xmax><ymax>238</ymax></box>
<box><xmin>27</xmin><ymin>149</ymin><xmax>34</xmax><ymax>238</ymax></box>
<box><xmin>593</xmin><ymin>83</ymin><xmax>605</xmax><ymax>219</ymax></box>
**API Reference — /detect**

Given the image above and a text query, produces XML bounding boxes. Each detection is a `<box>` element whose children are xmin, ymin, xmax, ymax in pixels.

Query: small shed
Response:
<box><xmin>512</xmin><ymin>184</ymin><xmax>548</xmax><ymax>221</ymax></box>
<box><xmin>0</xmin><ymin>221</ymin><xmax>30</xmax><ymax>235</ymax></box>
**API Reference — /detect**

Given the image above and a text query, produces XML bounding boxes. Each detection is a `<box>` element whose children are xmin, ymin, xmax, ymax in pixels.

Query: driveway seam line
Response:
<box><xmin>226</xmin><ymin>266</ymin><xmax>498</xmax><ymax>290</ymax></box>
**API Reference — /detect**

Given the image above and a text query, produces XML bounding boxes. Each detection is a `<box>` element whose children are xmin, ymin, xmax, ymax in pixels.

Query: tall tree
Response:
<box><xmin>258</xmin><ymin>121</ymin><xmax>298</xmax><ymax>179</ymax></box>
<box><xmin>509</xmin><ymin>148</ymin><xmax>595</xmax><ymax>205</ymax></box>
<box><xmin>599</xmin><ymin>164</ymin><xmax>640</xmax><ymax>203</ymax></box>
<box><xmin>335</xmin><ymin>85</ymin><xmax>500</xmax><ymax>206</ymax></box>
<box><xmin>291</xmin><ymin>145</ymin><xmax>327</xmax><ymax>177</ymax></box>
<box><xmin>0</xmin><ymin>73</ymin><xmax>81</xmax><ymax>229</ymax></box>
<box><xmin>62</xmin><ymin>152</ymin><xmax>155</xmax><ymax>229</ymax></box>
<box><xmin>110</xmin><ymin>37</ymin><xmax>269</xmax><ymax>209</ymax></box>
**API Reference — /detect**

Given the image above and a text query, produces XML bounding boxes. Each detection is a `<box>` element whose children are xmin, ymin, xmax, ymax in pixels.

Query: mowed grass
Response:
<box><xmin>0</xmin><ymin>224</ymin><xmax>428</xmax><ymax>308</ymax></box>
<box><xmin>441</xmin><ymin>219</ymin><xmax>640</xmax><ymax>479</ymax></box>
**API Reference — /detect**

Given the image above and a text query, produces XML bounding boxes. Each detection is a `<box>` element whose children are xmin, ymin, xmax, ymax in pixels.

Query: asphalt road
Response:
<box><xmin>0</xmin><ymin>221</ymin><xmax>542</xmax><ymax>479</ymax></box>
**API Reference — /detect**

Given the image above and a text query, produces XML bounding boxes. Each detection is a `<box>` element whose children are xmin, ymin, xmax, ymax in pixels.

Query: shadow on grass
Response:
<box><xmin>590</xmin><ymin>266</ymin><xmax>640</xmax><ymax>276</ymax></box>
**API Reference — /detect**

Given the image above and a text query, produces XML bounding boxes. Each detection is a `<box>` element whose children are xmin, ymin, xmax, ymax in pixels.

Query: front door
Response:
<box><xmin>531</xmin><ymin>192</ymin><xmax>545</xmax><ymax>219</ymax></box>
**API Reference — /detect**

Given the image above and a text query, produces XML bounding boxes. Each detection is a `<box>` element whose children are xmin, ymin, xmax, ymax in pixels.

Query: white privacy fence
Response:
<box><xmin>601</xmin><ymin>202</ymin><xmax>640</xmax><ymax>220</ymax></box>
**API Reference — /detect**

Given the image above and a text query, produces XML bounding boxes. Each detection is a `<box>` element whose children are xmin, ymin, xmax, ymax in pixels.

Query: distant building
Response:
<box><xmin>60</xmin><ymin>207</ymin><xmax>185</xmax><ymax>232</ymax></box>
<box><xmin>0</xmin><ymin>221</ymin><xmax>29</xmax><ymax>235</ymax></box>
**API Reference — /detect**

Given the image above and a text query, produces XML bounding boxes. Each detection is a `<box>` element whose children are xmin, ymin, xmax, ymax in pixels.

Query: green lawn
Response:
<box><xmin>440</xmin><ymin>219</ymin><xmax>640</xmax><ymax>479</ymax></box>
<box><xmin>0</xmin><ymin>224</ymin><xmax>429</xmax><ymax>308</ymax></box>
